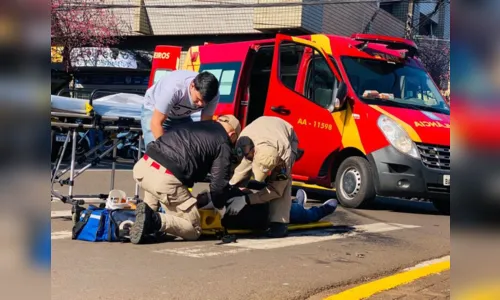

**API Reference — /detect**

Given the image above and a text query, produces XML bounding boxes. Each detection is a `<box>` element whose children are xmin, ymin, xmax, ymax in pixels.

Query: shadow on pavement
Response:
<box><xmin>291</xmin><ymin>186</ymin><xmax>445</xmax><ymax>216</ymax></box>
<box><xmin>192</xmin><ymin>225</ymin><xmax>356</xmax><ymax>244</ymax></box>
<box><xmin>363</xmin><ymin>197</ymin><xmax>443</xmax><ymax>215</ymax></box>
<box><xmin>100</xmin><ymin>226</ymin><xmax>357</xmax><ymax>245</ymax></box>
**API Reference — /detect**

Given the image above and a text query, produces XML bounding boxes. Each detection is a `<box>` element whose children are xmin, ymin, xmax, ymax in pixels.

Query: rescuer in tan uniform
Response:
<box><xmin>226</xmin><ymin>116</ymin><xmax>300</xmax><ymax>238</ymax></box>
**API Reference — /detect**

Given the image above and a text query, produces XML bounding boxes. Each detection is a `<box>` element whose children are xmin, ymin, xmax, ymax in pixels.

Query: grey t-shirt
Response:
<box><xmin>143</xmin><ymin>70</ymin><xmax>220</xmax><ymax>119</ymax></box>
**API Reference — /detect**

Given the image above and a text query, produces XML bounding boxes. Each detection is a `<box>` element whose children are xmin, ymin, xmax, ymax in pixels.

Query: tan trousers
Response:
<box><xmin>132</xmin><ymin>157</ymin><xmax>201</xmax><ymax>241</ymax></box>
<box><xmin>247</xmin><ymin>133</ymin><xmax>299</xmax><ymax>224</ymax></box>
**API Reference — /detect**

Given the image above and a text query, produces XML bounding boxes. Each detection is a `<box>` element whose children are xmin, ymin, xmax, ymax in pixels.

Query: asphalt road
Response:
<box><xmin>51</xmin><ymin>166</ymin><xmax>450</xmax><ymax>300</ymax></box>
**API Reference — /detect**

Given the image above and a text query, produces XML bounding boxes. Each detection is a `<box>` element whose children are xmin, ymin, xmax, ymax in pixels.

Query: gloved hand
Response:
<box><xmin>226</xmin><ymin>195</ymin><xmax>248</xmax><ymax>216</ymax></box>
<box><xmin>196</xmin><ymin>190</ymin><xmax>212</xmax><ymax>209</ymax></box>
<box><xmin>215</xmin><ymin>206</ymin><xmax>226</xmax><ymax>218</ymax></box>
<box><xmin>197</xmin><ymin>190</ymin><xmax>226</xmax><ymax>218</ymax></box>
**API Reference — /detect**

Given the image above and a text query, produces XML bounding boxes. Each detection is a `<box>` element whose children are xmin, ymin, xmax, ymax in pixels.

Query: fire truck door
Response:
<box><xmin>263</xmin><ymin>34</ymin><xmax>344</xmax><ymax>178</ymax></box>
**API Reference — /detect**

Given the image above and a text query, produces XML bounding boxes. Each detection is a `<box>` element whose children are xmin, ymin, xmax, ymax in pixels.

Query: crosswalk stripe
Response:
<box><xmin>222</xmin><ymin>223</ymin><xmax>420</xmax><ymax>250</ymax></box>
<box><xmin>51</xmin><ymin>222</ymin><xmax>420</xmax><ymax>256</ymax></box>
<box><xmin>52</xmin><ymin>231</ymin><xmax>73</xmax><ymax>240</ymax></box>
<box><xmin>51</xmin><ymin>210</ymin><xmax>72</xmax><ymax>218</ymax></box>
<box><xmin>153</xmin><ymin>246</ymin><xmax>251</xmax><ymax>258</ymax></box>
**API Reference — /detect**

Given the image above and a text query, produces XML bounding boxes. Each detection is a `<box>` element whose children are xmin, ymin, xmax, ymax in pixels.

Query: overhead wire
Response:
<box><xmin>54</xmin><ymin>0</ymin><xmax>448</xmax><ymax>11</ymax></box>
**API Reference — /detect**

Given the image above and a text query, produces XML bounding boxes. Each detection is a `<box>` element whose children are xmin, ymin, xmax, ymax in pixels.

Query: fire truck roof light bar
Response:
<box><xmin>351</xmin><ymin>33</ymin><xmax>419</xmax><ymax>57</ymax></box>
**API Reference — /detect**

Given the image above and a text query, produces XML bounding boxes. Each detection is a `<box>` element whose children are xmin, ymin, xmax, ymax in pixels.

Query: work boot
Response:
<box><xmin>130</xmin><ymin>202</ymin><xmax>162</xmax><ymax>244</ymax></box>
<box><xmin>266</xmin><ymin>222</ymin><xmax>288</xmax><ymax>238</ymax></box>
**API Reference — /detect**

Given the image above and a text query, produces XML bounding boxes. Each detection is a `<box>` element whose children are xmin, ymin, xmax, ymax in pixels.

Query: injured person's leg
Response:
<box><xmin>196</xmin><ymin>188</ymin><xmax>337</xmax><ymax>227</ymax></box>
<box><xmin>289</xmin><ymin>189</ymin><xmax>337</xmax><ymax>224</ymax></box>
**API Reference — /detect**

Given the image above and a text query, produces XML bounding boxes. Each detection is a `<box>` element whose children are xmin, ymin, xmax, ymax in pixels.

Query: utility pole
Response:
<box><xmin>405</xmin><ymin>0</ymin><xmax>415</xmax><ymax>39</ymax></box>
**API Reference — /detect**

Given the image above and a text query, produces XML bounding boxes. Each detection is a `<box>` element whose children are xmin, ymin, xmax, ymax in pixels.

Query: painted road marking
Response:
<box><xmin>52</xmin><ymin>222</ymin><xmax>419</xmax><ymax>248</ymax></box>
<box><xmin>223</xmin><ymin>223</ymin><xmax>420</xmax><ymax>250</ymax></box>
<box><xmin>52</xmin><ymin>231</ymin><xmax>73</xmax><ymax>240</ymax></box>
<box><xmin>404</xmin><ymin>255</ymin><xmax>450</xmax><ymax>271</ymax></box>
<box><xmin>454</xmin><ymin>281</ymin><xmax>500</xmax><ymax>300</ymax></box>
<box><xmin>153</xmin><ymin>245</ymin><xmax>251</xmax><ymax>258</ymax></box>
<box><xmin>323</xmin><ymin>256</ymin><xmax>450</xmax><ymax>300</ymax></box>
<box><xmin>51</xmin><ymin>210</ymin><xmax>72</xmax><ymax>218</ymax></box>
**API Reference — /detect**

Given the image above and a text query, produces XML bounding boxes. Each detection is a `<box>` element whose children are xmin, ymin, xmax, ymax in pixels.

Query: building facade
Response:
<box><xmin>379</xmin><ymin>0</ymin><xmax>450</xmax><ymax>40</ymax></box>
<box><xmin>53</xmin><ymin>0</ymin><xmax>415</xmax><ymax>94</ymax></box>
<box><xmin>111</xmin><ymin>0</ymin><xmax>406</xmax><ymax>50</ymax></box>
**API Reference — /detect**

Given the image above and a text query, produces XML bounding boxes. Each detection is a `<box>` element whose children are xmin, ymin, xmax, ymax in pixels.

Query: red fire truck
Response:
<box><xmin>149</xmin><ymin>33</ymin><xmax>451</xmax><ymax>214</ymax></box>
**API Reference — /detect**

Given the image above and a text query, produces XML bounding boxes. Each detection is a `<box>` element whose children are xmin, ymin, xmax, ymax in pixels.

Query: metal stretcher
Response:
<box><xmin>51</xmin><ymin>90</ymin><xmax>146</xmax><ymax>212</ymax></box>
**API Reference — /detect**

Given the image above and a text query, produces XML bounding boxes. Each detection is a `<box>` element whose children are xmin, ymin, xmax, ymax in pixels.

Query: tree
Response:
<box><xmin>51</xmin><ymin>0</ymin><xmax>130</xmax><ymax>74</ymax></box>
<box><xmin>415</xmin><ymin>38</ymin><xmax>450</xmax><ymax>90</ymax></box>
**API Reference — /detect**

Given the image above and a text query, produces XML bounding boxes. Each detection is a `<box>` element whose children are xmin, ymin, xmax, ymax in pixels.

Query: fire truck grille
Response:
<box><xmin>416</xmin><ymin>143</ymin><xmax>450</xmax><ymax>171</ymax></box>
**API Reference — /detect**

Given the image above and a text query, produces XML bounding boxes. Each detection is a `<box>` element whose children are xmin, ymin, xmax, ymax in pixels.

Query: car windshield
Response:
<box><xmin>341</xmin><ymin>57</ymin><xmax>450</xmax><ymax>115</ymax></box>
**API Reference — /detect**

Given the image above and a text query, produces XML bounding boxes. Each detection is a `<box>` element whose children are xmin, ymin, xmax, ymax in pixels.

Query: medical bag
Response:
<box><xmin>72</xmin><ymin>205</ymin><xmax>136</xmax><ymax>242</ymax></box>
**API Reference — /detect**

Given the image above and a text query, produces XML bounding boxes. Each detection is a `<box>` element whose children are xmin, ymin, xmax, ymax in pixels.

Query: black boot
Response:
<box><xmin>266</xmin><ymin>222</ymin><xmax>289</xmax><ymax>238</ymax></box>
<box><xmin>130</xmin><ymin>202</ymin><xmax>162</xmax><ymax>244</ymax></box>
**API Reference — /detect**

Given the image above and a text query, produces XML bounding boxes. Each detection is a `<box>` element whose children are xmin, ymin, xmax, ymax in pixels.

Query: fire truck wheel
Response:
<box><xmin>335</xmin><ymin>156</ymin><xmax>376</xmax><ymax>208</ymax></box>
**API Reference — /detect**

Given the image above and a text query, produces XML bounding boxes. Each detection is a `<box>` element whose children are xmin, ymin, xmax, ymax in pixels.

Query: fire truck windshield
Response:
<box><xmin>341</xmin><ymin>57</ymin><xmax>450</xmax><ymax>115</ymax></box>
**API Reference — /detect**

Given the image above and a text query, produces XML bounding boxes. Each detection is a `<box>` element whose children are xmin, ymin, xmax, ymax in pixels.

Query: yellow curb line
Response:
<box><xmin>455</xmin><ymin>282</ymin><xmax>500</xmax><ymax>300</ymax></box>
<box><xmin>323</xmin><ymin>259</ymin><xmax>450</xmax><ymax>300</ymax></box>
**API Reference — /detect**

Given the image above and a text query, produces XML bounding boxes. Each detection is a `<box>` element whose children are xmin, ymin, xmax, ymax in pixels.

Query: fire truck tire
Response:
<box><xmin>431</xmin><ymin>199</ymin><xmax>450</xmax><ymax>215</ymax></box>
<box><xmin>335</xmin><ymin>156</ymin><xmax>376</xmax><ymax>208</ymax></box>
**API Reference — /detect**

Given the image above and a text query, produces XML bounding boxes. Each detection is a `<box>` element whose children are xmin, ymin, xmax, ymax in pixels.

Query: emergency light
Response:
<box><xmin>351</xmin><ymin>33</ymin><xmax>419</xmax><ymax>58</ymax></box>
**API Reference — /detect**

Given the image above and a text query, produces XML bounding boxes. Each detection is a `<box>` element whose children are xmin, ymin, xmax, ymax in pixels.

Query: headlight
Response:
<box><xmin>377</xmin><ymin>115</ymin><xmax>420</xmax><ymax>159</ymax></box>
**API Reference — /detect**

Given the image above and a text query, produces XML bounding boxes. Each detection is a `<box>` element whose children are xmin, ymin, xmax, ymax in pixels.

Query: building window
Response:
<box><xmin>418</xmin><ymin>13</ymin><xmax>438</xmax><ymax>36</ymax></box>
<box><xmin>380</xmin><ymin>3</ymin><xmax>394</xmax><ymax>14</ymax></box>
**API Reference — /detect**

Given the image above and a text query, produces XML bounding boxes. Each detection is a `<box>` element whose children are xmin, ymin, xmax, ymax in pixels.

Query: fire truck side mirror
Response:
<box><xmin>330</xmin><ymin>82</ymin><xmax>347</xmax><ymax>112</ymax></box>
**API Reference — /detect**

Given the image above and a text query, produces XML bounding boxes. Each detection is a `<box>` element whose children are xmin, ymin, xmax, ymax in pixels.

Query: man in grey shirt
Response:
<box><xmin>141</xmin><ymin>70</ymin><xmax>220</xmax><ymax>146</ymax></box>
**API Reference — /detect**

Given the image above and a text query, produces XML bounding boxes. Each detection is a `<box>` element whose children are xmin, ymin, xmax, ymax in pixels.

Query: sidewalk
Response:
<box><xmin>368</xmin><ymin>270</ymin><xmax>450</xmax><ymax>300</ymax></box>
<box><xmin>313</xmin><ymin>257</ymin><xmax>451</xmax><ymax>300</ymax></box>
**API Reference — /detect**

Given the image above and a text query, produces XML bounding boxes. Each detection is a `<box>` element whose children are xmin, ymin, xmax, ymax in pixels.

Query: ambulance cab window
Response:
<box><xmin>153</xmin><ymin>69</ymin><xmax>172</xmax><ymax>84</ymax></box>
<box><xmin>199</xmin><ymin>62</ymin><xmax>241</xmax><ymax>103</ymax></box>
<box><xmin>278</xmin><ymin>43</ymin><xmax>304</xmax><ymax>91</ymax></box>
<box><xmin>304</xmin><ymin>55</ymin><xmax>338</xmax><ymax>108</ymax></box>
<box><xmin>278</xmin><ymin>42</ymin><xmax>337</xmax><ymax>109</ymax></box>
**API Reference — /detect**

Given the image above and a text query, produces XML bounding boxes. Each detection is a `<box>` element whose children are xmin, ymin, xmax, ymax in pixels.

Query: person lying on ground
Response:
<box><xmin>129</xmin><ymin>115</ymin><xmax>241</xmax><ymax>244</ymax></box>
<box><xmin>198</xmin><ymin>188</ymin><xmax>338</xmax><ymax>225</ymax></box>
<box><xmin>289</xmin><ymin>189</ymin><xmax>337</xmax><ymax>224</ymax></box>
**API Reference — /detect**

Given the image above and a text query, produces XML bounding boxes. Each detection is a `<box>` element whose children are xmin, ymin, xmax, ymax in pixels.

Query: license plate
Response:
<box><xmin>443</xmin><ymin>175</ymin><xmax>450</xmax><ymax>186</ymax></box>
<box><xmin>55</xmin><ymin>135</ymin><xmax>67</xmax><ymax>142</ymax></box>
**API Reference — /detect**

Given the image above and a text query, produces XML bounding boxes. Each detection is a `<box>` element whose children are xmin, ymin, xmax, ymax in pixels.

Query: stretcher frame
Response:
<box><xmin>198</xmin><ymin>209</ymin><xmax>335</xmax><ymax>241</ymax></box>
<box><xmin>51</xmin><ymin>89</ymin><xmax>145</xmax><ymax>212</ymax></box>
